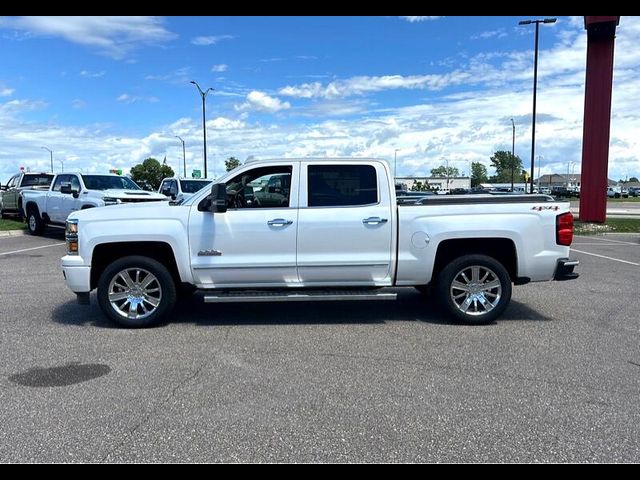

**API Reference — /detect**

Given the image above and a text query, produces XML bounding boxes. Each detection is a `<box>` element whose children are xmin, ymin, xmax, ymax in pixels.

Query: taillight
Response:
<box><xmin>556</xmin><ymin>212</ymin><xmax>574</xmax><ymax>246</ymax></box>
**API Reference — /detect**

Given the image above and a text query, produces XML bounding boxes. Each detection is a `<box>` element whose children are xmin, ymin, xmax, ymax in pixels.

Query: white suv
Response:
<box><xmin>159</xmin><ymin>177</ymin><xmax>213</xmax><ymax>204</ymax></box>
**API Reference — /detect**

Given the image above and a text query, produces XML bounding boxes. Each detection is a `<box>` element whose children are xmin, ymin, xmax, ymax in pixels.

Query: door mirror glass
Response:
<box><xmin>60</xmin><ymin>183</ymin><xmax>72</xmax><ymax>195</ymax></box>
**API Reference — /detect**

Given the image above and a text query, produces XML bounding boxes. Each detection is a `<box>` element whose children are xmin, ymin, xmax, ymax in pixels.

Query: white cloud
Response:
<box><xmin>80</xmin><ymin>70</ymin><xmax>105</xmax><ymax>78</ymax></box>
<box><xmin>211</xmin><ymin>64</ymin><xmax>228</xmax><ymax>73</ymax></box>
<box><xmin>236</xmin><ymin>91</ymin><xmax>291</xmax><ymax>113</ymax></box>
<box><xmin>0</xmin><ymin>87</ymin><xmax>15</xmax><ymax>97</ymax></box>
<box><xmin>471</xmin><ymin>29</ymin><xmax>508</xmax><ymax>40</ymax></box>
<box><xmin>191</xmin><ymin>35</ymin><xmax>233</xmax><ymax>46</ymax></box>
<box><xmin>279</xmin><ymin>72</ymin><xmax>471</xmax><ymax>99</ymax></box>
<box><xmin>145</xmin><ymin>67</ymin><xmax>191</xmax><ymax>84</ymax></box>
<box><xmin>0</xmin><ymin>16</ymin><xmax>176</xmax><ymax>59</ymax></box>
<box><xmin>117</xmin><ymin>94</ymin><xmax>159</xmax><ymax>104</ymax></box>
<box><xmin>71</xmin><ymin>99</ymin><xmax>87</xmax><ymax>109</ymax></box>
<box><xmin>400</xmin><ymin>16</ymin><xmax>442</xmax><ymax>23</ymax></box>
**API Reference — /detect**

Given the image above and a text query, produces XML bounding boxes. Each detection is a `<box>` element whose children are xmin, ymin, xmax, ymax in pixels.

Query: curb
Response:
<box><xmin>0</xmin><ymin>230</ymin><xmax>27</xmax><ymax>237</ymax></box>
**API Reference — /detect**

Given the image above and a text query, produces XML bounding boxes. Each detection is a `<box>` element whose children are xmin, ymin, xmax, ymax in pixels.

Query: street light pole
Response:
<box><xmin>58</xmin><ymin>159</ymin><xmax>64</xmax><ymax>173</ymax></box>
<box><xmin>519</xmin><ymin>17</ymin><xmax>557</xmax><ymax>194</ymax></box>
<box><xmin>41</xmin><ymin>146</ymin><xmax>53</xmax><ymax>173</ymax></box>
<box><xmin>175</xmin><ymin>135</ymin><xmax>186</xmax><ymax>178</ymax></box>
<box><xmin>510</xmin><ymin>118</ymin><xmax>516</xmax><ymax>192</ymax></box>
<box><xmin>190</xmin><ymin>80</ymin><xmax>214</xmax><ymax>179</ymax></box>
<box><xmin>394</xmin><ymin>149</ymin><xmax>400</xmax><ymax>179</ymax></box>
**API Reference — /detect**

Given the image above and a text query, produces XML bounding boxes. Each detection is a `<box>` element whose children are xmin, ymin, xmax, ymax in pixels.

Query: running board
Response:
<box><xmin>203</xmin><ymin>290</ymin><xmax>397</xmax><ymax>303</ymax></box>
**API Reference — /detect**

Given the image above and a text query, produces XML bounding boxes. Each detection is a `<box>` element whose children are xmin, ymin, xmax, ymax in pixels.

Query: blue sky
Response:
<box><xmin>1</xmin><ymin>16</ymin><xmax>638</xmax><ymax>184</ymax></box>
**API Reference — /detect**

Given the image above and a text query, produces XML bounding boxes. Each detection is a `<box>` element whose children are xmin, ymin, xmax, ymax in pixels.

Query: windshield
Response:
<box><xmin>81</xmin><ymin>175</ymin><xmax>141</xmax><ymax>190</ymax></box>
<box><xmin>180</xmin><ymin>180</ymin><xmax>212</xmax><ymax>194</ymax></box>
<box><xmin>21</xmin><ymin>174</ymin><xmax>54</xmax><ymax>187</ymax></box>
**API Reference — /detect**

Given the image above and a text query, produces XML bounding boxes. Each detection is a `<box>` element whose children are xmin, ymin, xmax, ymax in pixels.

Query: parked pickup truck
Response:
<box><xmin>23</xmin><ymin>172</ymin><xmax>167</xmax><ymax>235</ymax></box>
<box><xmin>0</xmin><ymin>172</ymin><xmax>54</xmax><ymax>219</ymax></box>
<box><xmin>60</xmin><ymin>158</ymin><xmax>579</xmax><ymax>327</ymax></box>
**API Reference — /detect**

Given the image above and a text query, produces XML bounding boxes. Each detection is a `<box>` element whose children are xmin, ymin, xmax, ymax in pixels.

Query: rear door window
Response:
<box><xmin>308</xmin><ymin>165</ymin><xmax>378</xmax><ymax>207</ymax></box>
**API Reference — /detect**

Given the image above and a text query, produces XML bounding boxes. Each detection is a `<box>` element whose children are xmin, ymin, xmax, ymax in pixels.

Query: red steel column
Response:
<box><xmin>579</xmin><ymin>16</ymin><xmax>620</xmax><ymax>223</ymax></box>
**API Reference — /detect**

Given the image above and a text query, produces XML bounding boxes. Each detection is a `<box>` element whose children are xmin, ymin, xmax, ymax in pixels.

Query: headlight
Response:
<box><xmin>65</xmin><ymin>219</ymin><xmax>79</xmax><ymax>255</ymax></box>
<box><xmin>103</xmin><ymin>197</ymin><xmax>122</xmax><ymax>205</ymax></box>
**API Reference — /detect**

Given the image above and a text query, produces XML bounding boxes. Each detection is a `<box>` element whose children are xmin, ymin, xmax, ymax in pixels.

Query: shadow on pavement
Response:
<box><xmin>51</xmin><ymin>289</ymin><xmax>551</xmax><ymax>329</ymax></box>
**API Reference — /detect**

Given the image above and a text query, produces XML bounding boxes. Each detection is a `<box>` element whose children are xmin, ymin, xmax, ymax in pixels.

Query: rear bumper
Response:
<box><xmin>554</xmin><ymin>258</ymin><xmax>579</xmax><ymax>281</ymax></box>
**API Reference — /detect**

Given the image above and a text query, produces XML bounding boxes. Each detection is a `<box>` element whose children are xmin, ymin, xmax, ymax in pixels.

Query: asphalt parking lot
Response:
<box><xmin>0</xmin><ymin>230</ymin><xmax>638</xmax><ymax>463</ymax></box>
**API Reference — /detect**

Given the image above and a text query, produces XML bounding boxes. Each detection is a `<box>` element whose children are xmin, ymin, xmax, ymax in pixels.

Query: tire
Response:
<box><xmin>97</xmin><ymin>256</ymin><xmax>177</xmax><ymax>328</ymax></box>
<box><xmin>26</xmin><ymin>207</ymin><xmax>44</xmax><ymax>235</ymax></box>
<box><xmin>435</xmin><ymin>254</ymin><xmax>512</xmax><ymax>325</ymax></box>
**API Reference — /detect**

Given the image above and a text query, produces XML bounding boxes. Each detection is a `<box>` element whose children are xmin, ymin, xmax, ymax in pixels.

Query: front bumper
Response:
<box><xmin>554</xmin><ymin>258</ymin><xmax>579</xmax><ymax>281</ymax></box>
<box><xmin>60</xmin><ymin>255</ymin><xmax>91</xmax><ymax>292</ymax></box>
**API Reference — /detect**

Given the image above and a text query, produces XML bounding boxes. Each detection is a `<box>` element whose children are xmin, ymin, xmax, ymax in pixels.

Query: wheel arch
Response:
<box><xmin>90</xmin><ymin>242</ymin><xmax>181</xmax><ymax>290</ymax></box>
<box><xmin>432</xmin><ymin>238</ymin><xmax>518</xmax><ymax>282</ymax></box>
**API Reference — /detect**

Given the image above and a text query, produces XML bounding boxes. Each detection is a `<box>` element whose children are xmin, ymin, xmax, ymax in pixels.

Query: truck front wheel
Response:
<box><xmin>97</xmin><ymin>256</ymin><xmax>177</xmax><ymax>328</ymax></box>
<box><xmin>436</xmin><ymin>254</ymin><xmax>512</xmax><ymax>325</ymax></box>
<box><xmin>26</xmin><ymin>207</ymin><xmax>44</xmax><ymax>235</ymax></box>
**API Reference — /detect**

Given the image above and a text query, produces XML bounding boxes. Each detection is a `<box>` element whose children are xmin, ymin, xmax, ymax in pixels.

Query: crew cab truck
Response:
<box><xmin>159</xmin><ymin>177</ymin><xmax>213</xmax><ymax>204</ymax></box>
<box><xmin>60</xmin><ymin>158</ymin><xmax>578</xmax><ymax>328</ymax></box>
<box><xmin>0</xmin><ymin>172</ymin><xmax>54</xmax><ymax>219</ymax></box>
<box><xmin>22</xmin><ymin>173</ymin><xmax>167</xmax><ymax>235</ymax></box>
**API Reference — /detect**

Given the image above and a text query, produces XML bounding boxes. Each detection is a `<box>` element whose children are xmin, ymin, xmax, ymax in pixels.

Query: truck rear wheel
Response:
<box><xmin>435</xmin><ymin>254</ymin><xmax>512</xmax><ymax>325</ymax></box>
<box><xmin>97</xmin><ymin>256</ymin><xmax>176</xmax><ymax>328</ymax></box>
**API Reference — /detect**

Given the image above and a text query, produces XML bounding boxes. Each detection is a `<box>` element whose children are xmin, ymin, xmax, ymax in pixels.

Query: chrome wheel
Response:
<box><xmin>108</xmin><ymin>268</ymin><xmax>162</xmax><ymax>320</ymax></box>
<box><xmin>450</xmin><ymin>265</ymin><xmax>502</xmax><ymax>317</ymax></box>
<box><xmin>29</xmin><ymin>214</ymin><xmax>36</xmax><ymax>232</ymax></box>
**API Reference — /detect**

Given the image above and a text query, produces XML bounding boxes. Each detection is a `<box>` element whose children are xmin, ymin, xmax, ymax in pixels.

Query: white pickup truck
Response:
<box><xmin>60</xmin><ymin>158</ymin><xmax>578</xmax><ymax>327</ymax></box>
<box><xmin>22</xmin><ymin>172</ymin><xmax>167</xmax><ymax>235</ymax></box>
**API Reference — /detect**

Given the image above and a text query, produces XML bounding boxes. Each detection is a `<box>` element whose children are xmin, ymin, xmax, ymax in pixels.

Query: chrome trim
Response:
<box><xmin>192</xmin><ymin>264</ymin><xmax>295</xmax><ymax>270</ymax></box>
<box><xmin>362</xmin><ymin>217</ymin><xmax>388</xmax><ymax>225</ymax></box>
<box><xmin>204</xmin><ymin>292</ymin><xmax>397</xmax><ymax>303</ymax></box>
<box><xmin>298</xmin><ymin>262</ymin><xmax>389</xmax><ymax>267</ymax></box>
<box><xmin>267</xmin><ymin>218</ymin><xmax>294</xmax><ymax>226</ymax></box>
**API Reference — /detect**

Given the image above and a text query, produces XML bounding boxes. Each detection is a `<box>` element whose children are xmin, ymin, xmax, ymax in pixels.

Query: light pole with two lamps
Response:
<box><xmin>519</xmin><ymin>17</ymin><xmax>557</xmax><ymax>194</ymax></box>
<box><xmin>190</xmin><ymin>80</ymin><xmax>214</xmax><ymax>179</ymax></box>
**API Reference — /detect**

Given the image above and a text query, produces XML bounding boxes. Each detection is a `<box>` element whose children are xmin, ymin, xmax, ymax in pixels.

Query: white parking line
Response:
<box><xmin>0</xmin><ymin>243</ymin><xmax>65</xmax><ymax>257</ymax></box>
<box><xmin>574</xmin><ymin>235</ymin><xmax>638</xmax><ymax>246</ymax></box>
<box><xmin>571</xmin><ymin>248</ymin><xmax>640</xmax><ymax>266</ymax></box>
<box><xmin>572</xmin><ymin>242</ymin><xmax>634</xmax><ymax>246</ymax></box>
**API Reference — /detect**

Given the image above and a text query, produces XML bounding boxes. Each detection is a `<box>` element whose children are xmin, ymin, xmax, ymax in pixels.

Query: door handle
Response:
<box><xmin>267</xmin><ymin>218</ymin><xmax>293</xmax><ymax>227</ymax></box>
<box><xmin>362</xmin><ymin>217</ymin><xmax>388</xmax><ymax>225</ymax></box>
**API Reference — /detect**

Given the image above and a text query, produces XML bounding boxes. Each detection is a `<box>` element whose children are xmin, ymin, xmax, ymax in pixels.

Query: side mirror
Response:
<box><xmin>210</xmin><ymin>183</ymin><xmax>227</xmax><ymax>213</ymax></box>
<box><xmin>60</xmin><ymin>183</ymin><xmax>72</xmax><ymax>195</ymax></box>
<box><xmin>161</xmin><ymin>187</ymin><xmax>171</xmax><ymax>197</ymax></box>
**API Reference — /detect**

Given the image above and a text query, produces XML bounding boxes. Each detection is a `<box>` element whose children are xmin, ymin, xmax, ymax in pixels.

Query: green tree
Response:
<box><xmin>129</xmin><ymin>157</ymin><xmax>174</xmax><ymax>190</ymax></box>
<box><xmin>629</xmin><ymin>176</ymin><xmax>639</xmax><ymax>183</ymax></box>
<box><xmin>225</xmin><ymin>156</ymin><xmax>241</xmax><ymax>172</ymax></box>
<box><xmin>430</xmin><ymin>165</ymin><xmax>460</xmax><ymax>178</ymax></box>
<box><xmin>471</xmin><ymin>162</ymin><xmax>488</xmax><ymax>188</ymax></box>
<box><xmin>489</xmin><ymin>150</ymin><xmax>524</xmax><ymax>183</ymax></box>
<box><xmin>411</xmin><ymin>181</ymin><xmax>430</xmax><ymax>192</ymax></box>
